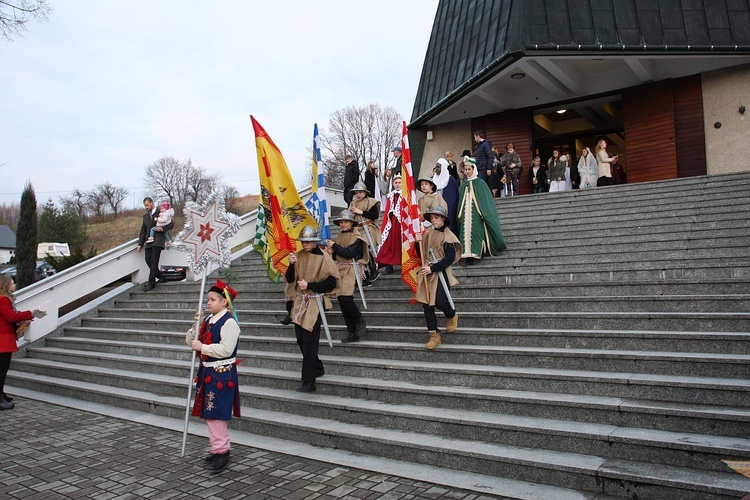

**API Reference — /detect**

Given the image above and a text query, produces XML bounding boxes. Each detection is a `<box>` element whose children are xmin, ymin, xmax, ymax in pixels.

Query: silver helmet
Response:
<box><xmin>333</xmin><ymin>209</ymin><xmax>358</xmax><ymax>226</ymax></box>
<box><xmin>296</xmin><ymin>225</ymin><xmax>320</xmax><ymax>242</ymax></box>
<box><xmin>423</xmin><ymin>205</ymin><xmax>450</xmax><ymax>226</ymax></box>
<box><xmin>350</xmin><ymin>181</ymin><xmax>370</xmax><ymax>194</ymax></box>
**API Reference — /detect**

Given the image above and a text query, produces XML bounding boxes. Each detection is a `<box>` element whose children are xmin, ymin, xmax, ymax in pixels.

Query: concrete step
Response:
<box><xmin>93</xmin><ymin>307</ymin><xmax>750</xmax><ymax>333</ymax></box>
<box><xmin>8</xmin><ymin>359</ymin><xmax>750</xmax><ymax>474</ymax></box>
<box><xmin>34</xmin><ymin>339</ymin><xmax>750</xmax><ymax>406</ymax></box>
<box><xmin>7</xmin><ymin>371</ymin><xmax>750</xmax><ymax>499</ymax></box>
<box><xmin>146</xmin><ymin>277</ymin><xmax>750</xmax><ymax>299</ymax></box>
<box><xmin>61</xmin><ymin>323</ymin><xmax>750</xmax><ymax>355</ymax></box>
<box><xmin>43</xmin><ymin>324</ymin><xmax>750</xmax><ymax>378</ymax></box>
<box><xmin>240</xmin><ymin>336</ymin><xmax>750</xmax><ymax>379</ymax></box>
<box><xmin>13</xmin><ymin>350</ymin><xmax>749</xmax><ymax>438</ymax></box>
<box><xmin>116</xmin><ymin>294</ymin><xmax>750</xmax><ymax>314</ymax></box>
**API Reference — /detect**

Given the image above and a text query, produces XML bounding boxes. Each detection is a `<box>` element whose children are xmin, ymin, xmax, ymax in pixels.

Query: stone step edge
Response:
<box><xmin>5</xmin><ymin>376</ymin><xmax>748</xmax><ymax>496</ymax></box>
<box><xmin>4</xmin><ymin>386</ymin><xmax>600</xmax><ymax>500</ymax></box>
<box><xmin>55</xmin><ymin>330</ymin><xmax>750</xmax><ymax>364</ymax></box>
<box><xmin>117</xmin><ymin>294</ymin><xmax>750</xmax><ymax>304</ymax></box>
<box><xmin>90</xmin><ymin>309</ymin><xmax>750</xmax><ymax>321</ymax></box>
<box><xmin>17</xmin><ymin>350</ymin><xmax>750</xmax><ymax>422</ymax></box>
<box><xmin>10</xmin><ymin>359</ymin><xmax>750</xmax><ymax>458</ymax></box>
<box><xmin>29</xmin><ymin>340</ymin><xmax>750</xmax><ymax>390</ymax></box>
<box><xmin>66</xmin><ymin>323</ymin><xmax>750</xmax><ymax>341</ymax></box>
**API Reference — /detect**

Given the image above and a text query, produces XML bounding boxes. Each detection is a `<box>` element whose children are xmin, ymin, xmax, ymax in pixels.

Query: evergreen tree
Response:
<box><xmin>37</xmin><ymin>198</ymin><xmax>87</xmax><ymax>252</ymax></box>
<box><xmin>16</xmin><ymin>181</ymin><xmax>38</xmax><ymax>289</ymax></box>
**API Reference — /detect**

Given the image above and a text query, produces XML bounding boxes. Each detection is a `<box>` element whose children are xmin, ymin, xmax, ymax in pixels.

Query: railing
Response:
<box><xmin>15</xmin><ymin>186</ymin><xmax>344</xmax><ymax>344</ymax></box>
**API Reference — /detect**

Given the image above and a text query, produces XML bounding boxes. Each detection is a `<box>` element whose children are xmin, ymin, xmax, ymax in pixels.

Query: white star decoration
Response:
<box><xmin>173</xmin><ymin>192</ymin><xmax>240</xmax><ymax>275</ymax></box>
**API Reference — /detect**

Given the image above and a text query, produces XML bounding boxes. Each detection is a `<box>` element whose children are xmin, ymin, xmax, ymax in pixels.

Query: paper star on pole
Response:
<box><xmin>172</xmin><ymin>192</ymin><xmax>241</xmax><ymax>275</ymax></box>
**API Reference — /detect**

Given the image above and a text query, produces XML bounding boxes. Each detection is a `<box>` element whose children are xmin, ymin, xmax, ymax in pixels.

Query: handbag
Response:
<box><xmin>15</xmin><ymin>321</ymin><xmax>30</xmax><ymax>340</ymax></box>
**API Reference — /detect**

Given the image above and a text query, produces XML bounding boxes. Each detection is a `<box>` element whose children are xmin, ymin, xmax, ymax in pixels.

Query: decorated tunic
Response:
<box><xmin>376</xmin><ymin>190</ymin><xmax>408</xmax><ymax>266</ymax></box>
<box><xmin>289</xmin><ymin>248</ymin><xmax>340</xmax><ymax>332</ymax></box>
<box><xmin>417</xmin><ymin>192</ymin><xmax>448</xmax><ymax>216</ymax></box>
<box><xmin>331</xmin><ymin>229</ymin><xmax>369</xmax><ymax>297</ymax></box>
<box><xmin>187</xmin><ymin>310</ymin><xmax>241</xmax><ymax>420</ymax></box>
<box><xmin>415</xmin><ymin>227</ymin><xmax>461</xmax><ymax>306</ymax></box>
<box><xmin>457</xmin><ymin>177</ymin><xmax>506</xmax><ymax>259</ymax></box>
<box><xmin>349</xmin><ymin>196</ymin><xmax>382</xmax><ymax>250</ymax></box>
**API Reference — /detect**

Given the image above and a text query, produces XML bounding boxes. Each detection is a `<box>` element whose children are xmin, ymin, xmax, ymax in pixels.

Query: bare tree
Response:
<box><xmin>85</xmin><ymin>189</ymin><xmax>106</xmax><ymax>218</ymax></box>
<box><xmin>144</xmin><ymin>156</ymin><xmax>184</xmax><ymax>208</ymax></box>
<box><xmin>145</xmin><ymin>156</ymin><xmax>228</xmax><ymax>208</ymax></box>
<box><xmin>185</xmin><ymin>162</ymin><xmax>221</xmax><ymax>204</ymax></box>
<box><xmin>59</xmin><ymin>189</ymin><xmax>90</xmax><ymax>220</ymax></box>
<box><xmin>0</xmin><ymin>201</ymin><xmax>20</xmax><ymax>230</ymax></box>
<box><xmin>319</xmin><ymin>103</ymin><xmax>402</xmax><ymax>189</ymax></box>
<box><xmin>0</xmin><ymin>0</ymin><xmax>51</xmax><ymax>41</ymax></box>
<box><xmin>95</xmin><ymin>182</ymin><xmax>129</xmax><ymax>215</ymax></box>
<box><xmin>219</xmin><ymin>185</ymin><xmax>241</xmax><ymax>214</ymax></box>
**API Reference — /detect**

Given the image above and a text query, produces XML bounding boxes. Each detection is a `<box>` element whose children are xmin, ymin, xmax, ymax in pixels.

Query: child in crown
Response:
<box><xmin>186</xmin><ymin>279</ymin><xmax>240</xmax><ymax>473</ymax></box>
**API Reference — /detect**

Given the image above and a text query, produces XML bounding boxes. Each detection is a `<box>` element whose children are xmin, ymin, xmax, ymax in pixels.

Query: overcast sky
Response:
<box><xmin>0</xmin><ymin>1</ymin><xmax>439</xmax><ymax>208</ymax></box>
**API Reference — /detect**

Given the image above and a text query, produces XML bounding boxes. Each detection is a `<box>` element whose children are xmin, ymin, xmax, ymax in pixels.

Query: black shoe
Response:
<box><xmin>382</xmin><ymin>266</ymin><xmax>394</xmax><ymax>275</ymax></box>
<box><xmin>341</xmin><ymin>333</ymin><xmax>360</xmax><ymax>343</ymax></box>
<box><xmin>315</xmin><ymin>368</ymin><xmax>325</xmax><ymax>378</ymax></box>
<box><xmin>207</xmin><ymin>451</ymin><xmax>230</xmax><ymax>473</ymax></box>
<box><xmin>361</xmin><ymin>280</ymin><xmax>373</xmax><ymax>288</ymax></box>
<box><xmin>204</xmin><ymin>454</ymin><xmax>214</xmax><ymax>464</ymax></box>
<box><xmin>0</xmin><ymin>400</ymin><xmax>14</xmax><ymax>410</ymax></box>
<box><xmin>296</xmin><ymin>383</ymin><xmax>316</xmax><ymax>393</ymax></box>
<box><xmin>355</xmin><ymin>317</ymin><xmax>367</xmax><ymax>338</ymax></box>
<box><xmin>467</xmin><ymin>258</ymin><xmax>475</xmax><ymax>266</ymax></box>
<box><xmin>143</xmin><ymin>283</ymin><xmax>155</xmax><ymax>292</ymax></box>
<box><xmin>370</xmin><ymin>270</ymin><xmax>380</xmax><ymax>282</ymax></box>
<box><xmin>279</xmin><ymin>315</ymin><xmax>292</xmax><ymax>325</ymax></box>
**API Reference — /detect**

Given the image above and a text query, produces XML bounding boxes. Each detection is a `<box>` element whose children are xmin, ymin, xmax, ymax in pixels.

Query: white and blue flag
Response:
<box><xmin>305</xmin><ymin>123</ymin><xmax>330</xmax><ymax>241</ymax></box>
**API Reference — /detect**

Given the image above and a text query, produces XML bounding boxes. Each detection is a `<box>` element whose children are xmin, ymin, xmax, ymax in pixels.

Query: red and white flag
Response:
<box><xmin>399</xmin><ymin>121</ymin><xmax>422</xmax><ymax>295</ymax></box>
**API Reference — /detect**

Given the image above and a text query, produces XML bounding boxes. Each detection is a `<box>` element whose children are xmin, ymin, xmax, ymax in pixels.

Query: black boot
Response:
<box><xmin>279</xmin><ymin>315</ymin><xmax>292</xmax><ymax>325</ymax></box>
<box><xmin>207</xmin><ymin>451</ymin><xmax>230</xmax><ymax>473</ymax></box>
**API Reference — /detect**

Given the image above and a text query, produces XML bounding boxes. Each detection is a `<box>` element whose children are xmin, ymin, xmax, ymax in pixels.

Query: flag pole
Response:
<box><xmin>181</xmin><ymin>269</ymin><xmax>208</xmax><ymax>457</ymax></box>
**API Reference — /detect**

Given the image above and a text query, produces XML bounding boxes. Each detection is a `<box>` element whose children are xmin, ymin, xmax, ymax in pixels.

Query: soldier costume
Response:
<box><xmin>326</xmin><ymin>210</ymin><xmax>368</xmax><ymax>343</ymax></box>
<box><xmin>349</xmin><ymin>181</ymin><xmax>381</xmax><ymax>285</ymax></box>
<box><xmin>415</xmin><ymin>206</ymin><xmax>462</xmax><ymax>350</ymax></box>
<box><xmin>286</xmin><ymin>226</ymin><xmax>340</xmax><ymax>393</ymax></box>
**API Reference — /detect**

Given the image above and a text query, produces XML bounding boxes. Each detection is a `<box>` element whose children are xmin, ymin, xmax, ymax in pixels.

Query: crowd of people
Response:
<box><xmin>437</xmin><ymin>133</ymin><xmax>627</xmax><ymax>196</ymax></box>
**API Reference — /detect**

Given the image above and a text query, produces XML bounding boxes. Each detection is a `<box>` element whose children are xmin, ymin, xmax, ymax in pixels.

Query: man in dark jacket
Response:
<box><xmin>343</xmin><ymin>155</ymin><xmax>360</xmax><ymax>205</ymax></box>
<box><xmin>137</xmin><ymin>197</ymin><xmax>174</xmax><ymax>292</ymax></box>
<box><xmin>473</xmin><ymin>130</ymin><xmax>493</xmax><ymax>183</ymax></box>
<box><xmin>390</xmin><ymin>146</ymin><xmax>403</xmax><ymax>177</ymax></box>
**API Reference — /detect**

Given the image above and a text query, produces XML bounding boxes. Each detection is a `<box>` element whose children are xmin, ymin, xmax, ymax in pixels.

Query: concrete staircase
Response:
<box><xmin>8</xmin><ymin>172</ymin><xmax>750</xmax><ymax>499</ymax></box>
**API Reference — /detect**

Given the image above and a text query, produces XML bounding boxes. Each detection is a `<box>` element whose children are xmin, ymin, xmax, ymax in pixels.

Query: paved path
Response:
<box><xmin>0</xmin><ymin>398</ymin><xmax>502</xmax><ymax>499</ymax></box>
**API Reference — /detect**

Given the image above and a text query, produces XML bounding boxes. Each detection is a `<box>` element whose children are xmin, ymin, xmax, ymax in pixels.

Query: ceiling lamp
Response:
<box><xmin>556</xmin><ymin>109</ymin><xmax>567</xmax><ymax>114</ymax></box>
<box><xmin>510</xmin><ymin>72</ymin><xmax>526</xmax><ymax>80</ymax></box>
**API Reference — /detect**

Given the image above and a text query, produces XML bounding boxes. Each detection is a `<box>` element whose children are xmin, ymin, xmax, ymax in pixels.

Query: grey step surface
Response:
<box><xmin>13</xmin><ymin>350</ymin><xmax>750</xmax><ymax>438</ymax></box>
<box><xmin>10</xmin><ymin>171</ymin><xmax>750</xmax><ymax>499</ymax></box>
<box><xmin>29</xmin><ymin>337</ymin><xmax>750</xmax><ymax>407</ymax></box>
<box><xmin>92</xmin><ymin>306</ymin><xmax>750</xmax><ymax>332</ymax></box>
<box><xmin>8</xmin><ymin>372</ymin><xmax>750</xmax><ymax>499</ymax></box>
<box><xmin>7</xmin><ymin>361</ymin><xmax>750</xmax><ymax>473</ymax></box>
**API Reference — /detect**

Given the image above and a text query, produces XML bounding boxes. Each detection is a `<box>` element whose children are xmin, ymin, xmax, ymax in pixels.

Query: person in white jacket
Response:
<box><xmin>577</xmin><ymin>147</ymin><xmax>598</xmax><ymax>189</ymax></box>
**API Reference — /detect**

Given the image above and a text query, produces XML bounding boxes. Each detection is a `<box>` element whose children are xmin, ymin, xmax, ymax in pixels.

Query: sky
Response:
<box><xmin>0</xmin><ymin>1</ymin><xmax>439</xmax><ymax>208</ymax></box>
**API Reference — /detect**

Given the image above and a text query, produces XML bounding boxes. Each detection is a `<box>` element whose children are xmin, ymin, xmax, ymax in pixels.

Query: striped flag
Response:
<box><xmin>251</xmin><ymin>115</ymin><xmax>317</xmax><ymax>282</ymax></box>
<box><xmin>304</xmin><ymin>123</ymin><xmax>331</xmax><ymax>241</ymax></box>
<box><xmin>399</xmin><ymin>121</ymin><xmax>422</xmax><ymax>295</ymax></box>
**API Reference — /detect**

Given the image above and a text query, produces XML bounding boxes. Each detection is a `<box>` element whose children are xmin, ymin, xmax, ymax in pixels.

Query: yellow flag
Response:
<box><xmin>251</xmin><ymin>116</ymin><xmax>317</xmax><ymax>281</ymax></box>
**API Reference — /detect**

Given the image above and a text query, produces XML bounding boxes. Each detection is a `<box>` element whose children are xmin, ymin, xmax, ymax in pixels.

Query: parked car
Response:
<box><xmin>160</xmin><ymin>265</ymin><xmax>187</xmax><ymax>282</ymax></box>
<box><xmin>0</xmin><ymin>266</ymin><xmax>16</xmax><ymax>283</ymax></box>
<box><xmin>0</xmin><ymin>263</ymin><xmax>56</xmax><ymax>283</ymax></box>
<box><xmin>36</xmin><ymin>261</ymin><xmax>56</xmax><ymax>280</ymax></box>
